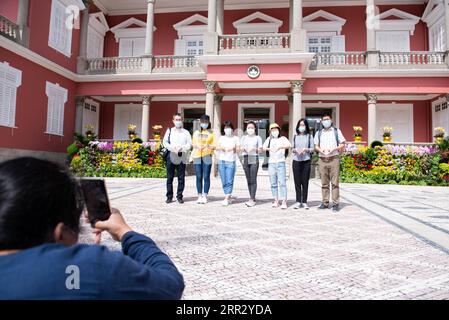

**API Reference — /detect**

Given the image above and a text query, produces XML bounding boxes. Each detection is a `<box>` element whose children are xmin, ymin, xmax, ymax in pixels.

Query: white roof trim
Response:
<box><xmin>375</xmin><ymin>8</ymin><xmax>420</xmax><ymax>34</ymax></box>
<box><xmin>173</xmin><ymin>14</ymin><xmax>208</xmax><ymax>37</ymax></box>
<box><xmin>233</xmin><ymin>11</ymin><xmax>283</xmax><ymax>34</ymax></box>
<box><xmin>303</xmin><ymin>10</ymin><xmax>347</xmax><ymax>34</ymax></box>
<box><xmin>89</xmin><ymin>12</ymin><xmax>109</xmax><ymax>36</ymax></box>
<box><xmin>422</xmin><ymin>0</ymin><xmax>444</xmax><ymax>27</ymax></box>
<box><xmin>110</xmin><ymin>18</ymin><xmax>156</xmax><ymax>42</ymax></box>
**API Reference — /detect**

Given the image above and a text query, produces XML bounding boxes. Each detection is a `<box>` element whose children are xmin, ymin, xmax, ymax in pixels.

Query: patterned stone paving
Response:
<box><xmin>80</xmin><ymin>177</ymin><xmax>449</xmax><ymax>300</ymax></box>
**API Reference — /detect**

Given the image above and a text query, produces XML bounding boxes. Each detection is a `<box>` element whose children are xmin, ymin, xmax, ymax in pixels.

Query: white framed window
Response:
<box><xmin>307</xmin><ymin>32</ymin><xmax>345</xmax><ymax>53</ymax></box>
<box><xmin>119</xmin><ymin>38</ymin><xmax>145</xmax><ymax>57</ymax></box>
<box><xmin>429</xmin><ymin>19</ymin><xmax>446</xmax><ymax>52</ymax></box>
<box><xmin>0</xmin><ymin>62</ymin><xmax>22</xmax><ymax>128</ymax></box>
<box><xmin>48</xmin><ymin>0</ymin><xmax>74</xmax><ymax>57</ymax></box>
<box><xmin>87</xmin><ymin>13</ymin><xmax>109</xmax><ymax>58</ymax></box>
<box><xmin>173</xmin><ymin>14</ymin><xmax>207</xmax><ymax>56</ymax></box>
<box><xmin>45</xmin><ymin>82</ymin><xmax>68</xmax><ymax>136</ymax></box>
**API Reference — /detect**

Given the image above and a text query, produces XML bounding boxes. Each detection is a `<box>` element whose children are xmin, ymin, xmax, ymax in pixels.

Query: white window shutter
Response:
<box><xmin>331</xmin><ymin>35</ymin><xmax>345</xmax><ymax>52</ymax></box>
<box><xmin>0</xmin><ymin>77</ymin><xmax>7</xmax><ymax>127</ymax></box>
<box><xmin>133</xmin><ymin>38</ymin><xmax>146</xmax><ymax>57</ymax></box>
<box><xmin>174</xmin><ymin>39</ymin><xmax>187</xmax><ymax>55</ymax></box>
<box><xmin>119</xmin><ymin>38</ymin><xmax>133</xmax><ymax>57</ymax></box>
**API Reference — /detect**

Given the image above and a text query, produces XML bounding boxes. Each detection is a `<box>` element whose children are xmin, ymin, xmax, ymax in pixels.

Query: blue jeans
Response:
<box><xmin>218</xmin><ymin>160</ymin><xmax>236</xmax><ymax>196</ymax></box>
<box><xmin>268</xmin><ymin>162</ymin><xmax>287</xmax><ymax>200</ymax></box>
<box><xmin>194</xmin><ymin>156</ymin><xmax>212</xmax><ymax>195</ymax></box>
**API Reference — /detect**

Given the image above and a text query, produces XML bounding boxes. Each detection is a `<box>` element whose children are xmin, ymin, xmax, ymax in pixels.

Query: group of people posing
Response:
<box><xmin>163</xmin><ymin>112</ymin><xmax>346</xmax><ymax>213</ymax></box>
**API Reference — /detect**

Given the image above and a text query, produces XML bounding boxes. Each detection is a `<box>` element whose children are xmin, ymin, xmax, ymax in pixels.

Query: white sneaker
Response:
<box><xmin>197</xmin><ymin>196</ymin><xmax>203</xmax><ymax>204</ymax></box>
<box><xmin>303</xmin><ymin>203</ymin><xmax>310</xmax><ymax>210</ymax></box>
<box><xmin>293</xmin><ymin>202</ymin><xmax>301</xmax><ymax>209</ymax></box>
<box><xmin>202</xmin><ymin>195</ymin><xmax>208</xmax><ymax>204</ymax></box>
<box><xmin>245</xmin><ymin>200</ymin><xmax>256</xmax><ymax>207</ymax></box>
<box><xmin>272</xmin><ymin>201</ymin><xmax>279</xmax><ymax>208</ymax></box>
<box><xmin>281</xmin><ymin>201</ymin><xmax>288</xmax><ymax>210</ymax></box>
<box><xmin>221</xmin><ymin>199</ymin><xmax>229</xmax><ymax>206</ymax></box>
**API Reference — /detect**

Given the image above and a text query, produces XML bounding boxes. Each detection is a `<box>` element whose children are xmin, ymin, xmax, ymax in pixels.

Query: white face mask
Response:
<box><xmin>246</xmin><ymin>128</ymin><xmax>255</xmax><ymax>136</ymax></box>
<box><xmin>224</xmin><ymin>128</ymin><xmax>233</xmax><ymax>136</ymax></box>
<box><xmin>271</xmin><ymin>130</ymin><xmax>279</xmax><ymax>138</ymax></box>
<box><xmin>298</xmin><ymin>126</ymin><xmax>306</xmax><ymax>133</ymax></box>
<box><xmin>322</xmin><ymin>120</ymin><xmax>332</xmax><ymax>129</ymax></box>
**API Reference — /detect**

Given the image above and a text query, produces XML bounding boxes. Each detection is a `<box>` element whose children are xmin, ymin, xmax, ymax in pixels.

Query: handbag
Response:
<box><xmin>161</xmin><ymin>128</ymin><xmax>171</xmax><ymax>162</ymax></box>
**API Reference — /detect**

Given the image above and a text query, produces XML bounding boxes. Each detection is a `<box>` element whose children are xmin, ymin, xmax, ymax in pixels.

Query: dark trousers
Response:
<box><xmin>242</xmin><ymin>155</ymin><xmax>259</xmax><ymax>200</ymax></box>
<box><xmin>292</xmin><ymin>160</ymin><xmax>311</xmax><ymax>203</ymax></box>
<box><xmin>166</xmin><ymin>157</ymin><xmax>186</xmax><ymax>200</ymax></box>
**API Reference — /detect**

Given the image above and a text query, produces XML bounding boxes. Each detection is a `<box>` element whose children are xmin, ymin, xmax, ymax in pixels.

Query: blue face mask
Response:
<box><xmin>298</xmin><ymin>126</ymin><xmax>306</xmax><ymax>133</ymax></box>
<box><xmin>174</xmin><ymin>121</ymin><xmax>183</xmax><ymax>128</ymax></box>
<box><xmin>322</xmin><ymin>120</ymin><xmax>332</xmax><ymax>129</ymax></box>
<box><xmin>200</xmin><ymin>123</ymin><xmax>209</xmax><ymax>130</ymax></box>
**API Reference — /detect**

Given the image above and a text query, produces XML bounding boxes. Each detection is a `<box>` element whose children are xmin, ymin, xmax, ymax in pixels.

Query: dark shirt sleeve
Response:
<box><xmin>99</xmin><ymin>231</ymin><xmax>185</xmax><ymax>300</ymax></box>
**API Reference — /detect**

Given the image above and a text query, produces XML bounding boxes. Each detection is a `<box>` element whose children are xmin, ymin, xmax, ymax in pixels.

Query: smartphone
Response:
<box><xmin>79</xmin><ymin>178</ymin><xmax>112</xmax><ymax>227</ymax></box>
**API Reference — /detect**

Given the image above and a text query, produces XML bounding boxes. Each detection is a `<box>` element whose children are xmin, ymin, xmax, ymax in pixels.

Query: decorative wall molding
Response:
<box><xmin>173</xmin><ymin>14</ymin><xmax>208</xmax><ymax>37</ymax></box>
<box><xmin>303</xmin><ymin>10</ymin><xmax>347</xmax><ymax>34</ymax></box>
<box><xmin>110</xmin><ymin>17</ymin><xmax>156</xmax><ymax>42</ymax></box>
<box><xmin>233</xmin><ymin>11</ymin><xmax>283</xmax><ymax>34</ymax></box>
<box><xmin>375</xmin><ymin>8</ymin><xmax>420</xmax><ymax>35</ymax></box>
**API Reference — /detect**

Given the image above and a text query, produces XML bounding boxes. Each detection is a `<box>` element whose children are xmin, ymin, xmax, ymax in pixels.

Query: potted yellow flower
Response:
<box><xmin>434</xmin><ymin>127</ymin><xmax>445</xmax><ymax>144</ymax></box>
<box><xmin>152</xmin><ymin>125</ymin><xmax>163</xmax><ymax>140</ymax></box>
<box><xmin>353</xmin><ymin>126</ymin><xmax>363</xmax><ymax>142</ymax></box>
<box><xmin>128</xmin><ymin>124</ymin><xmax>138</xmax><ymax>140</ymax></box>
<box><xmin>382</xmin><ymin>126</ymin><xmax>393</xmax><ymax>143</ymax></box>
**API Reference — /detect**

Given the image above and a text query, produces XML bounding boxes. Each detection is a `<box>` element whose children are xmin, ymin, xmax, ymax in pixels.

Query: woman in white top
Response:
<box><xmin>215</xmin><ymin>121</ymin><xmax>240</xmax><ymax>206</ymax></box>
<box><xmin>263</xmin><ymin>123</ymin><xmax>291</xmax><ymax>210</ymax></box>
<box><xmin>240</xmin><ymin>121</ymin><xmax>263</xmax><ymax>207</ymax></box>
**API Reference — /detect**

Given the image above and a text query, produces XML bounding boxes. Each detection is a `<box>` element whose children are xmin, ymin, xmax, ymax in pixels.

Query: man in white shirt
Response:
<box><xmin>163</xmin><ymin>113</ymin><xmax>192</xmax><ymax>204</ymax></box>
<box><xmin>314</xmin><ymin>114</ymin><xmax>346</xmax><ymax>212</ymax></box>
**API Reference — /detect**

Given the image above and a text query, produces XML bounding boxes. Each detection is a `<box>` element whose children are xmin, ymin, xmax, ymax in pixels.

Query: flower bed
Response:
<box><xmin>70</xmin><ymin>140</ymin><xmax>166</xmax><ymax>178</ymax></box>
<box><xmin>341</xmin><ymin>143</ymin><xmax>449</xmax><ymax>186</ymax></box>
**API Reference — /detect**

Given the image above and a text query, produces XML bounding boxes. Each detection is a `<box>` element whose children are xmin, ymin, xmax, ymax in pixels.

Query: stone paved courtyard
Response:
<box><xmin>80</xmin><ymin>176</ymin><xmax>449</xmax><ymax>300</ymax></box>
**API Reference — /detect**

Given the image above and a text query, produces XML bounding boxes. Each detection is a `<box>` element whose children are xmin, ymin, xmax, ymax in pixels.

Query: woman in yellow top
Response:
<box><xmin>192</xmin><ymin>115</ymin><xmax>215</xmax><ymax>204</ymax></box>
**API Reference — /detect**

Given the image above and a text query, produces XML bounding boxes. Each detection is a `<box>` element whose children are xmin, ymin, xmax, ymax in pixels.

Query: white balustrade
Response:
<box><xmin>152</xmin><ymin>56</ymin><xmax>200</xmax><ymax>71</ymax></box>
<box><xmin>0</xmin><ymin>15</ymin><xmax>19</xmax><ymax>42</ymax></box>
<box><xmin>86</xmin><ymin>57</ymin><xmax>145</xmax><ymax>74</ymax></box>
<box><xmin>379</xmin><ymin>52</ymin><xmax>446</xmax><ymax>67</ymax></box>
<box><xmin>219</xmin><ymin>34</ymin><xmax>291</xmax><ymax>53</ymax></box>
<box><xmin>311</xmin><ymin>52</ymin><xmax>367</xmax><ymax>69</ymax></box>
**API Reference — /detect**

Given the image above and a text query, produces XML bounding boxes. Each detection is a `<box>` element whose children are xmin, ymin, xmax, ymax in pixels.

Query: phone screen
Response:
<box><xmin>80</xmin><ymin>178</ymin><xmax>112</xmax><ymax>226</ymax></box>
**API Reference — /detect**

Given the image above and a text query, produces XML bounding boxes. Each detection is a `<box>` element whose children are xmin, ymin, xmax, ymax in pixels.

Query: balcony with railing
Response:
<box><xmin>310</xmin><ymin>52</ymin><xmax>367</xmax><ymax>70</ymax></box>
<box><xmin>379</xmin><ymin>52</ymin><xmax>446</xmax><ymax>68</ymax></box>
<box><xmin>218</xmin><ymin>33</ymin><xmax>291</xmax><ymax>54</ymax></box>
<box><xmin>84</xmin><ymin>55</ymin><xmax>201</xmax><ymax>75</ymax></box>
<box><xmin>0</xmin><ymin>15</ymin><xmax>19</xmax><ymax>42</ymax></box>
<box><xmin>310</xmin><ymin>51</ymin><xmax>448</xmax><ymax>70</ymax></box>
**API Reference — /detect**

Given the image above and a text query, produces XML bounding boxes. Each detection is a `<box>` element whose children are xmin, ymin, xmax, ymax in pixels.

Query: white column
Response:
<box><xmin>17</xmin><ymin>0</ymin><xmax>30</xmax><ymax>46</ymax></box>
<box><xmin>213</xmin><ymin>94</ymin><xmax>223</xmax><ymax>137</ymax></box>
<box><xmin>205</xmin><ymin>81</ymin><xmax>216</xmax><ymax>121</ymax></box>
<box><xmin>290</xmin><ymin>81</ymin><xmax>305</xmax><ymax>141</ymax></box>
<box><xmin>141</xmin><ymin>96</ymin><xmax>151</xmax><ymax>141</ymax></box>
<box><xmin>445</xmin><ymin>0</ymin><xmax>449</xmax><ymax>54</ymax></box>
<box><xmin>288</xmin><ymin>95</ymin><xmax>294</xmax><ymax>141</ymax></box>
<box><xmin>145</xmin><ymin>0</ymin><xmax>155</xmax><ymax>56</ymax></box>
<box><xmin>75</xmin><ymin>96</ymin><xmax>85</xmax><ymax>134</ymax></box>
<box><xmin>77</xmin><ymin>8</ymin><xmax>89</xmax><ymax>74</ymax></box>
<box><xmin>205</xmin><ymin>0</ymin><xmax>219</xmax><ymax>54</ymax></box>
<box><xmin>143</xmin><ymin>0</ymin><xmax>155</xmax><ymax>72</ymax></box>
<box><xmin>366</xmin><ymin>0</ymin><xmax>379</xmax><ymax>68</ymax></box>
<box><xmin>212</xmin><ymin>94</ymin><xmax>223</xmax><ymax>178</ymax></box>
<box><xmin>216</xmin><ymin>0</ymin><xmax>224</xmax><ymax>36</ymax></box>
<box><xmin>290</xmin><ymin>0</ymin><xmax>306</xmax><ymax>52</ymax></box>
<box><xmin>366</xmin><ymin>93</ymin><xmax>377</xmax><ymax>144</ymax></box>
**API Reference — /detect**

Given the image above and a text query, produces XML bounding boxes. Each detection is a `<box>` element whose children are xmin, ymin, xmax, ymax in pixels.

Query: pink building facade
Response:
<box><xmin>1</xmin><ymin>0</ymin><xmax>449</xmax><ymax>162</ymax></box>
